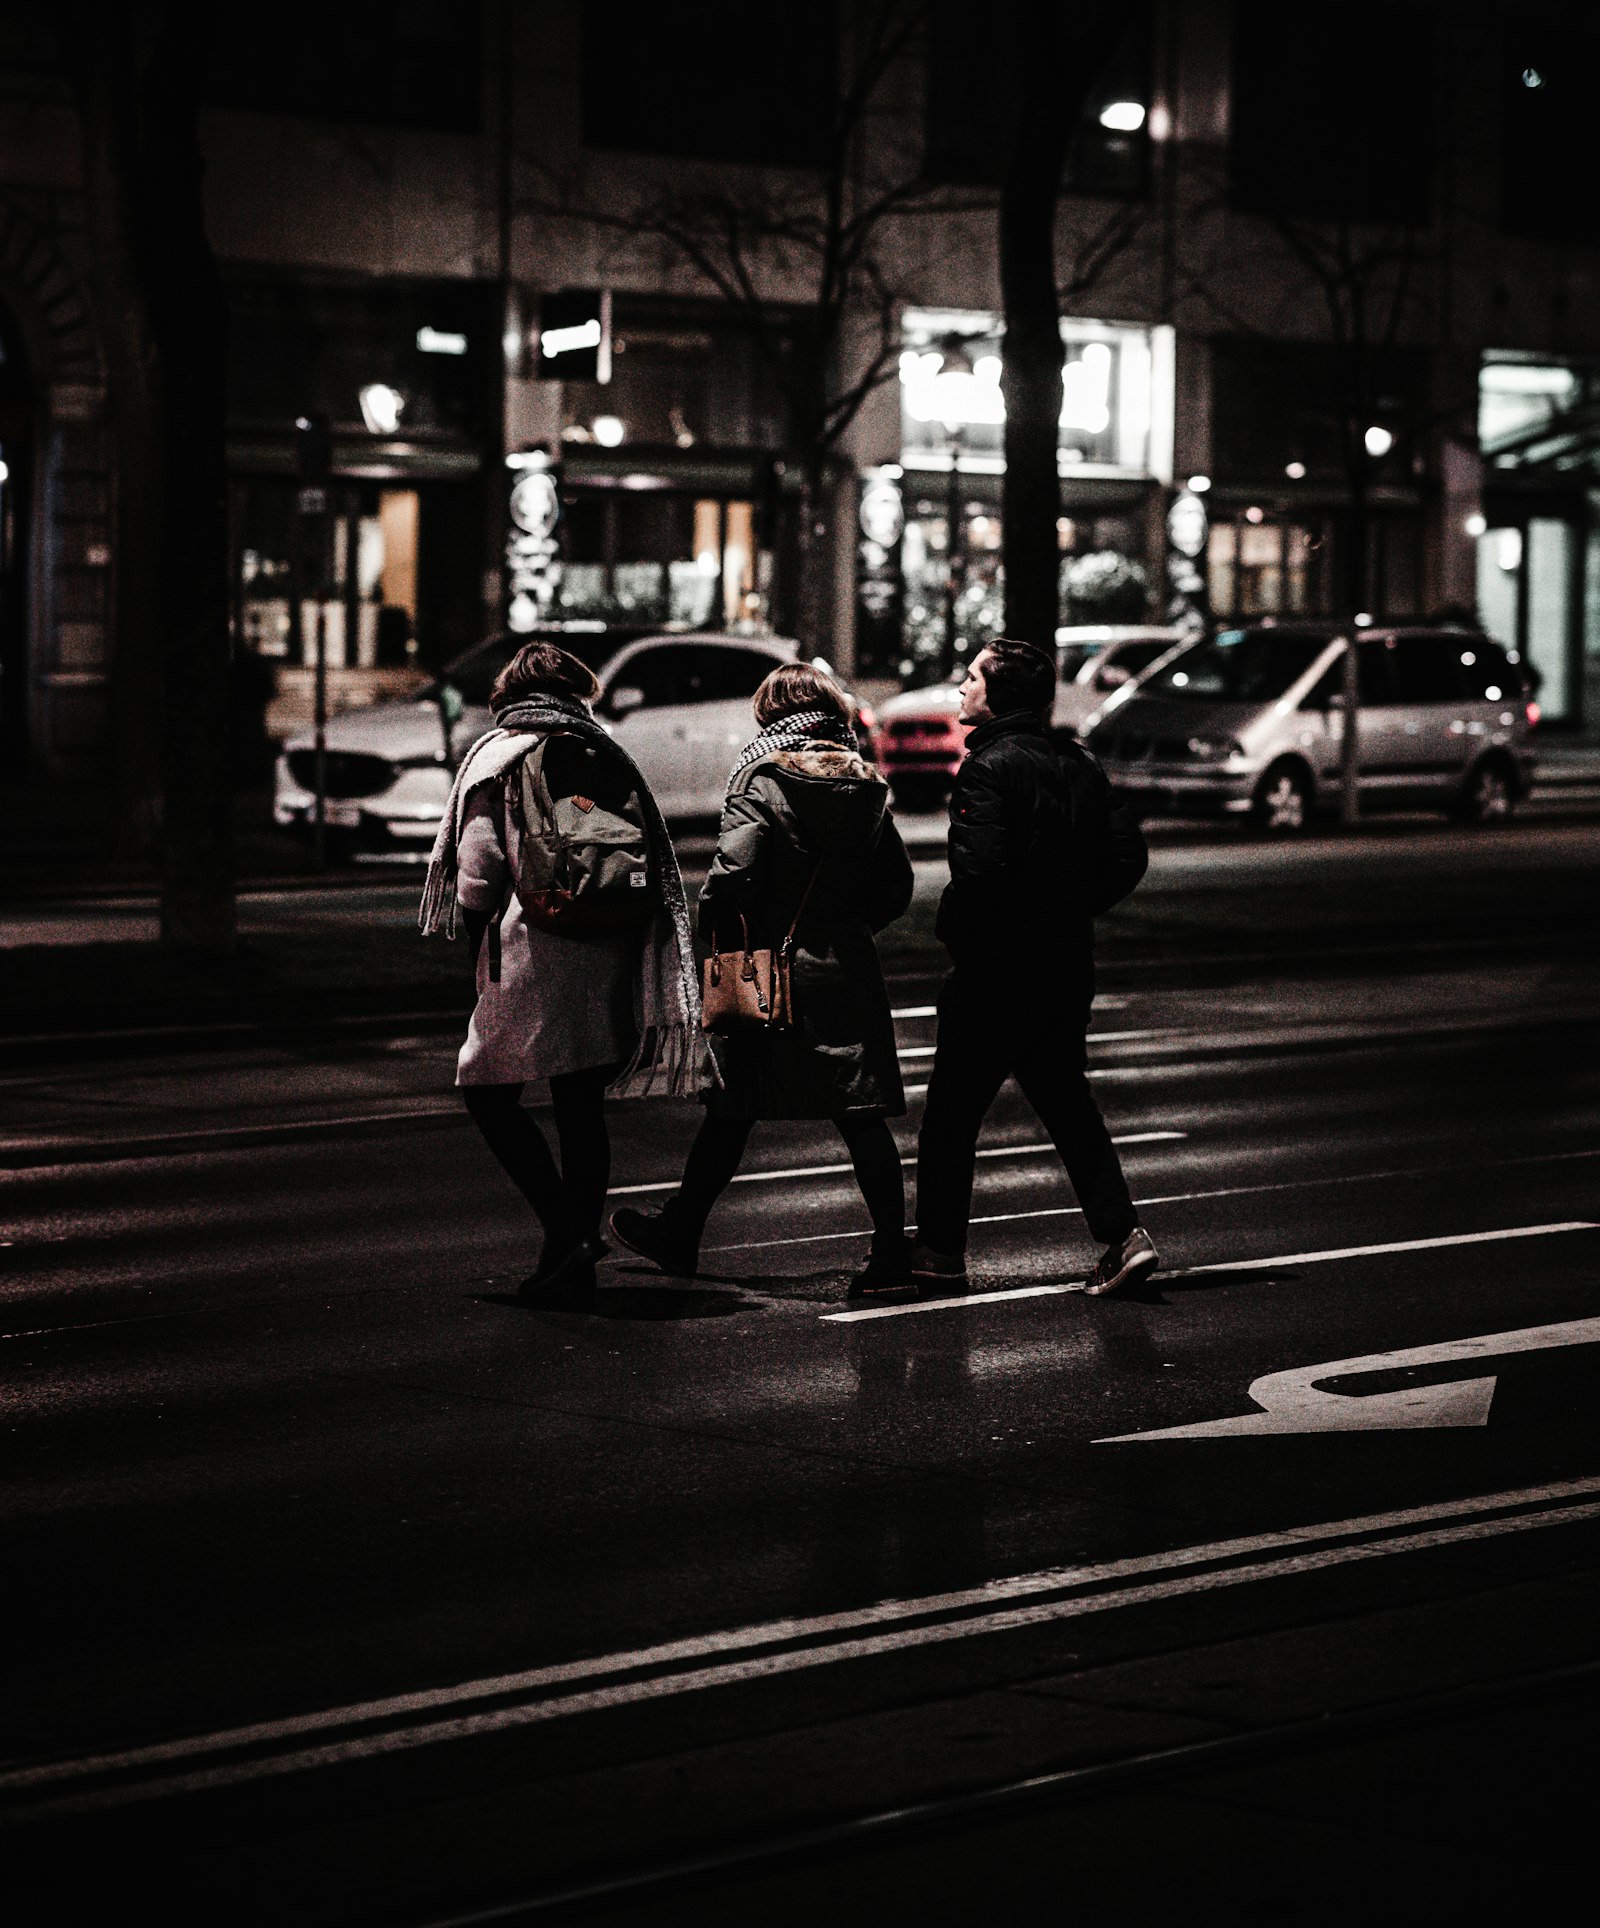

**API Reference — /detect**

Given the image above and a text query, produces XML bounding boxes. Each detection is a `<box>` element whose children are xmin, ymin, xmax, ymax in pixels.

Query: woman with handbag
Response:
<box><xmin>419</xmin><ymin>641</ymin><xmax>701</xmax><ymax>1310</ymax></box>
<box><xmin>609</xmin><ymin>663</ymin><xmax>916</xmax><ymax>1295</ymax></box>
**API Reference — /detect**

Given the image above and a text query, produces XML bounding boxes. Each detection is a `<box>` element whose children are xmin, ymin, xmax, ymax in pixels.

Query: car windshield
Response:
<box><xmin>1144</xmin><ymin>630</ymin><xmax>1332</xmax><ymax>702</ymax></box>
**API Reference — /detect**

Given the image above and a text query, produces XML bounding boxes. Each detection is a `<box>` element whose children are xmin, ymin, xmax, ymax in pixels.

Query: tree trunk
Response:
<box><xmin>66</xmin><ymin>3</ymin><xmax>235</xmax><ymax>949</ymax></box>
<box><xmin>1000</xmin><ymin>3</ymin><xmax>1121</xmax><ymax>649</ymax></box>
<box><xmin>67</xmin><ymin>9</ymin><xmax>165</xmax><ymax>866</ymax></box>
<box><xmin>145</xmin><ymin>7</ymin><xmax>235</xmax><ymax>952</ymax></box>
<box><xmin>790</xmin><ymin>458</ymin><xmax>834</xmax><ymax>657</ymax></box>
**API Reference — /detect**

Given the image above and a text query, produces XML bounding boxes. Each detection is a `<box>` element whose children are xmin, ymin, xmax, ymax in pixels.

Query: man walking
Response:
<box><xmin>909</xmin><ymin>638</ymin><xmax>1158</xmax><ymax>1296</ymax></box>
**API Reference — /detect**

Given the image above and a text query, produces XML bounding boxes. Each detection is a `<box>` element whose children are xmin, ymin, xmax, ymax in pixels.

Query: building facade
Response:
<box><xmin>1</xmin><ymin>0</ymin><xmax>1597</xmax><ymax>781</ymax></box>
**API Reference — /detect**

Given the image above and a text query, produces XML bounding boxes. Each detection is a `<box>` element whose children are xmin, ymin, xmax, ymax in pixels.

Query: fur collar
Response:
<box><xmin>768</xmin><ymin>746</ymin><xmax>884</xmax><ymax>784</ymax></box>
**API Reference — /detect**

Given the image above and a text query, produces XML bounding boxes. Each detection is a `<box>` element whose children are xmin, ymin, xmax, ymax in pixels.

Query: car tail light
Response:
<box><xmin>855</xmin><ymin>702</ymin><xmax>878</xmax><ymax>732</ymax></box>
<box><xmin>1525</xmin><ymin>701</ymin><xmax>1540</xmax><ymax>729</ymax></box>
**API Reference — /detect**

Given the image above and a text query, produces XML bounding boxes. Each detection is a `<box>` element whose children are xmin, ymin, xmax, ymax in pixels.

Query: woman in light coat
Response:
<box><xmin>610</xmin><ymin>664</ymin><xmax>916</xmax><ymax>1294</ymax></box>
<box><xmin>420</xmin><ymin>642</ymin><xmax>700</xmax><ymax>1309</ymax></box>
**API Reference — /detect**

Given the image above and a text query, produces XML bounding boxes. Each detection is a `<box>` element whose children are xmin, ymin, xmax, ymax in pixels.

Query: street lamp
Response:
<box><xmin>935</xmin><ymin>335</ymin><xmax>975</xmax><ymax>679</ymax></box>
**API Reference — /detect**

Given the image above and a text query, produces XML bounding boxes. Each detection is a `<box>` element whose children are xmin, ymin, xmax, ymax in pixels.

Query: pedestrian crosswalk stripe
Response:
<box><xmin>606</xmin><ymin>1132</ymin><xmax>1186</xmax><ymax>1199</ymax></box>
<box><xmin>821</xmin><ymin>1222</ymin><xmax>1598</xmax><ymax>1321</ymax></box>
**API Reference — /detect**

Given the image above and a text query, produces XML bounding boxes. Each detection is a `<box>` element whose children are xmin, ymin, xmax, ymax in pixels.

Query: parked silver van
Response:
<box><xmin>1084</xmin><ymin>623</ymin><xmax>1537</xmax><ymax>831</ymax></box>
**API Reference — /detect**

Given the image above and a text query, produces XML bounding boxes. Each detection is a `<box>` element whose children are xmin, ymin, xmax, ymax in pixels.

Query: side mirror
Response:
<box><xmin>608</xmin><ymin>684</ymin><xmax>645</xmax><ymax>717</ymax></box>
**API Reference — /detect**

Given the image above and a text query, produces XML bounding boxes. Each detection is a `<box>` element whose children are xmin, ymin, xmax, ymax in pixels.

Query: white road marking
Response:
<box><xmin>607</xmin><ymin>1132</ymin><xmax>1186</xmax><ymax>1199</ymax></box>
<box><xmin>1175</xmin><ymin>1222</ymin><xmax>1599</xmax><ymax>1275</ymax></box>
<box><xmin>1101</xmin><ymin>1314</ymin><xmax>1600</xmax><ymax>1442</ymax></box>
<box><xmin>815</xmin><ymin>1220</ymin><xmax>1598</xmax><ymax>1319</ymax></box>
<box><xmin>701</xmin><ymin>1161</ymin><xmax>1600</xmax><ymax>1258</ymax></box>
<box><xmin>888</xmin><ymin>999</ymin><xmax>1130</xmax><ymax>1018</ymax></box>
<box><xmin>899</xmin><ymin>1031</ymin><xmax>1169</xmax><ymax>1060</ymax></box>
<box><xmin>827</xmin><ymin>1284</ymin><xmax>1076</xmax><ymax>1322</ymax></box>
<box><xmin>9</xmin><ymin>1477</ymin><xmax>1599</xmax><ymax>1814</ymax></box>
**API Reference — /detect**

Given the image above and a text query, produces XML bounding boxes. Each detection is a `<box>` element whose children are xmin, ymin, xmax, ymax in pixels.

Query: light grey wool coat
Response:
<box><xmin>454</xmin><ymin>778</ymin><xmax>639</xmax><ymax>1086</ymax></box>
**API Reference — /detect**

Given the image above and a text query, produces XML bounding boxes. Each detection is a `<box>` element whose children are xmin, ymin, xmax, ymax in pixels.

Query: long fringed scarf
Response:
<box><xmin>727</xmin><ymin>707</ymin><xmax>859</xmax><ymax>788</ymax></box>
<box><xmin>419</xmin><ymin>694</ymin><xmax>703</xmax><ymax>1100</ymax></box>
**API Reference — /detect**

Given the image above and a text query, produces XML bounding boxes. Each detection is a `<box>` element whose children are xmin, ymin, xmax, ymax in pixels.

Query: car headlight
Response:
<box><xmin>1186</xmin><ymin>735</ymin><xmax>1244</xmax><ymax>760</ymax></box>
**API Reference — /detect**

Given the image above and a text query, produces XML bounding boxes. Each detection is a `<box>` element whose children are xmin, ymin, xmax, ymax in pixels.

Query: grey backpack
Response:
<box><xmin>505</xmin><ymin>732</ymin><xmax>657</xmax><ymax>938</ymax></box>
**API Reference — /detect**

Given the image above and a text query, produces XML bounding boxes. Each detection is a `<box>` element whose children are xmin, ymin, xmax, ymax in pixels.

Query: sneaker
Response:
<box><xmin>849</xmin><ymin>1238</ymin><xmax>914</xmax><ymax>1298</ymax></box>
<box><xmin>908</xmin><ymin>1241</ymin><xmax>968</xmax><ymax>1287</ymax></box>
<box><xmin>517</xmin><ymin>1236</ymin><xmax>606</xmax><ymax>1311</ymax></box>
<box><xmin>1083</xmin><ymin>1226</ymin><xmax>1158</xmax><ymax>1297</ymax></box>
<box><xmin>609</xmin><ymin>1206</ymin><xmax>700</xmax><ymax>1278</ymax></box>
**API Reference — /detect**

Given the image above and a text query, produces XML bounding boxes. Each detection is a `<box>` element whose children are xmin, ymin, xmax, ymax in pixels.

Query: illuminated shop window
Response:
<box><xmin>897</xmin><ymin>308</ymin><xmax>1165</xmax><ymax>478</ymax></box>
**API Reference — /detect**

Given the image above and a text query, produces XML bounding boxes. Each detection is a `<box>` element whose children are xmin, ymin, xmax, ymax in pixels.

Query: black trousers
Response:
<box><xmin>915</xmin><ymin>968</ymin><xmax>1138</xmax><ymax>1254</ymax></box>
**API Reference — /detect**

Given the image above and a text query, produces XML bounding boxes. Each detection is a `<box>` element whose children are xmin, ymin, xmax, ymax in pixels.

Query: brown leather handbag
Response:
<box><xmin>700</xmin><ymin>864</ymin><xmax>821</xmax><ymax>1036</ymax></box>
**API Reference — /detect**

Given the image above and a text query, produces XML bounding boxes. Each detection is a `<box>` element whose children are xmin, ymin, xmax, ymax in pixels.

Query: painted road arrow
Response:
<box><xmin>1098</xmin><ymin>1316</ymin><xmax>1600</xmax><ymax>1442</ymax></box>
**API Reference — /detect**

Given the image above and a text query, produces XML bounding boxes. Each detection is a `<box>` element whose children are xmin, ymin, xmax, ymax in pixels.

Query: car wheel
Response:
<box><xmin>1251</xmin><ymin>761</ymin><xmax>1312</xmax><ymax>835</ymax></box>
<box><xmin>1455</xmin><ymin>756</ymin><xmax>1515</xmax><ymax>825</ymax></box>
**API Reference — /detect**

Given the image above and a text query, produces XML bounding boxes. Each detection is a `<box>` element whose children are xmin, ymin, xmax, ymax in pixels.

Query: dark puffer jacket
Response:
<box><xmin>935</xmin><ymin>710</ymin><xmax>1144</xmax><ymax>974</ymax></box>
<box><xmin>699</xmin><ymin>745</ymin><xmax>914</xmax><ymax>1119</ymax></box>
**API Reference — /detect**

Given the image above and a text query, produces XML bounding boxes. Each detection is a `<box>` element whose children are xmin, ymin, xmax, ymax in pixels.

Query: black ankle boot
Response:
<box><xmin>518</xmin><ymin>1235</ymin><xmax>605</xmax><ymax>1310</ymax></box>
<box><xmin>608</xmin><ymin>1206</ymin><xmax>700</xmax><ymax>1277</ymax></box>
<box><xmin>849</xmin><ymin>1233</ymin><xmax>913</xmax><ymax>1298</ymax></box>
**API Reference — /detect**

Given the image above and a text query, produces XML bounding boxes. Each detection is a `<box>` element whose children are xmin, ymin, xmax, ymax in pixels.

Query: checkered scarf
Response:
<box><xmin>727</xmin><ymin>708</ymin><xmax>860</xmax><ymax>787</ymax></box>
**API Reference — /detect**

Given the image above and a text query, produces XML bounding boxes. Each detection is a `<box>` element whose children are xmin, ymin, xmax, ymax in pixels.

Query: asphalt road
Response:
<box><xmin>3</xmin><ymin>830</ymin><xmax>1600</xmax><ymax>1922</ymax></box>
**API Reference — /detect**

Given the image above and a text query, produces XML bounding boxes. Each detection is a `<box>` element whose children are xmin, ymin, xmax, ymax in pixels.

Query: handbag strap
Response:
<box><xmin>708</xmin><ymin>911</ymin><xmax>751</xmax><ymax>966</ymax></box>
<box><xmin>779</xmin><ymin>859</ymin><xmax>824</xmax><ymax>959</ymax></box>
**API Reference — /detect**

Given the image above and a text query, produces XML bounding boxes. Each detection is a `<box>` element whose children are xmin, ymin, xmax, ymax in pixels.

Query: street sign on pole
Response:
<box><xmin>295</xmin><ymin>414</ymin><xmax>331</xmax><ymax>868</ymax></box>
<box><xmin>1340</xmin><ymin>633</ymin><xmax>1361</xmax><ymax>826</ymax></box>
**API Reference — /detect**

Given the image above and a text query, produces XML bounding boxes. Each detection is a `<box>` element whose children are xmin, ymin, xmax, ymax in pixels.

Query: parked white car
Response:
<box><xmin>273</xmin><ymin>630</ymin><xmax>806</xmax><ymax>842</ymax></box>
<box><xmin>1052</xmin><ymin>625</ymin><xmax>1188</xmax><ymax>736</ymax></box>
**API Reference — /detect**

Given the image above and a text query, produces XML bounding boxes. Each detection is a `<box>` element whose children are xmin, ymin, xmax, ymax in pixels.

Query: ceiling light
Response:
<box><xmin>358</xmin><ymin>384</ymin><xmax>404</xmax><ymax>435</ymax></box>
<box><xmin>591</xmin><ymin>415</ymin><xmax>625</xmax><ymax>447</ymax></box>
<box><xmin>1187</xmin><ymin>474</ymin><xmax>1211</xmax><ymax>493</ymax></box>
<box><xmin>1099</xmin><ymin>101</ymin><xmax>1146</xmax><ymax>132</ymax></box>
<box><xmin>1364</xmin><ymin>424</ymin><xmax>1394</xmax><ymax>458</ymax></box>
<box><xmin>1285</xmin><ymin>461</ymin><xmax>1306</xmax><ymax>479</ymax></box>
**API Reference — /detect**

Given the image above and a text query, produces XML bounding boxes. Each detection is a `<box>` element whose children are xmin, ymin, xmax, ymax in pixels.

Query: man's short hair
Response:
<box><xmin>978</xmin><ymin>639</ymin><xmax>1056</xmax><ymax>716</ymax></box>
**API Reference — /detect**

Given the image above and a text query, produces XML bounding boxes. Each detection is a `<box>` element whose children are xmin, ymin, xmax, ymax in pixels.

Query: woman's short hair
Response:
<box><xmin>489</xmin><ymin>641</ymin><xmax>601</xmax><ymax>712</ymax></box>
<box><xmin>753</xmin><ymin>660</ymin><xmax>851</xmax><ymax>729</ymax></box>
<box><xmin>978</xmin><ymin>638</ymin><xmax>1056</xmax><ymax>716</ymax></box>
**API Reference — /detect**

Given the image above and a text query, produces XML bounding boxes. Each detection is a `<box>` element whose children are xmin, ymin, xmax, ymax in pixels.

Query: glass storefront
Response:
<box><xmin>872</xmin><ymin>308</ymin><xmax>1171</xmax><ymax>679</ymax></box>
<box><xmin>1477</xmin><ymin>354</ymin><xmax>1599</xmax><ymax>725</ymax></box>
<box><xmin>225</xmin><ymin>274</ymin><xmax>498</xmax><ymax>748</ymax></box>
<box><xmin>553</xmin><ymin>488</ymin><xmax>759</xmax><ymax>630</ymax></box>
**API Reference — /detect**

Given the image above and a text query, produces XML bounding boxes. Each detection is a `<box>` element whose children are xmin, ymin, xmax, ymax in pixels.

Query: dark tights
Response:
<box><xmin>669</xmin><ymin>1112</ymin><xmax>906</xmax><ymax>1250</ymax></box>
<box><xmin>462</xmin><ymin>1065</ymin><xmax>616</xmax><ymax>1251</ymax></box>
